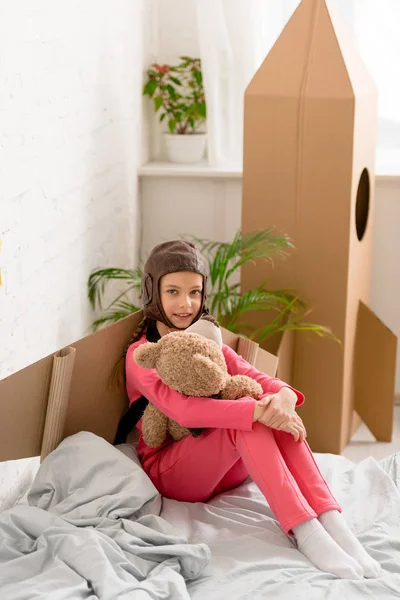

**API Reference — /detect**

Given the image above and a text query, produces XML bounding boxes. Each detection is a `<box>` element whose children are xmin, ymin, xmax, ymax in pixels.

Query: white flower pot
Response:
<box><xmin>164</xmin><ymin>133</ymin><xmax>207</xmax><ymax>164</ymax></box>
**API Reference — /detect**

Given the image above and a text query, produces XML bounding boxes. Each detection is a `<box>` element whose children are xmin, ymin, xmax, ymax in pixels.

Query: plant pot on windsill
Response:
<box><xmin>164</xmin><ymin>133</ymin><xmax>207</xmax><ymax>164</ymax></box>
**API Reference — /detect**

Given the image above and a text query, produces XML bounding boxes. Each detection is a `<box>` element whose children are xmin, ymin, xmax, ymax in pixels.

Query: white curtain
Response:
<box><xmin>195</xmin><ymin>0</ymin><xmax>288</xmax><ymax>166</ymax></box>
<box><xmin>194</xmin><ymin>0</ymin><xmax>400</xmax><ymax>167</ymax></box>
<box><xmin>353</xmin><ymin>0</ymin><xmax>400</xmax><ymax>167</ymax></box>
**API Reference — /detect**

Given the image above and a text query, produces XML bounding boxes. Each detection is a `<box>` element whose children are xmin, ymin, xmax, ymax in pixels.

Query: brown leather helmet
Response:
<box><xmin>141</xmin><ymin>240</ymin><xmax>208</xmax><ymax>328</ymax></box>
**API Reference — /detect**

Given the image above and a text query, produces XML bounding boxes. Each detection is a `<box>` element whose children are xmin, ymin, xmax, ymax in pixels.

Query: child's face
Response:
<box><xmin>159</xmin><ymin>271</ymin><xmax>203</xmax><ymax>329</ymax></box>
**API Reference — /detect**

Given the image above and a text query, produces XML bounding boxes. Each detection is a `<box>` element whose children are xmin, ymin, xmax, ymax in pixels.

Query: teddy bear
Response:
<box><xmin>133</xmin><ymin>318</ymin><xmax>263</xmax><ymax>448</ymax></box>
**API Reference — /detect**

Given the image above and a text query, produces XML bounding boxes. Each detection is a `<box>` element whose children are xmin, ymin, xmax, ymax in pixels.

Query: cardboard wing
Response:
<box><xmin>0</xmin><ymin>312</ymin><xmax>143</xmax><ymax>462</ymax></box>
<box><xmin>353</xmin><ymin>301</ymin><xmax>397</xmax><ymax>442</ymax></box>
<box><xmin>0</xmin><ymin>312</ymin><xmax>279</xmax><ymax>462</ymax></box>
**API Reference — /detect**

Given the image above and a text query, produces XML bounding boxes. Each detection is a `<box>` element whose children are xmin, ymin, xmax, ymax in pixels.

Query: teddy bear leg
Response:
<box><xmin>168</xmin><ymin>420</ymin><xmax>191</xmax><ymax>442</ymax></box>
<box><xmin>141</xmin><ymin>403</ymin><xmax>169</xmax><ymax>448</ymax></box>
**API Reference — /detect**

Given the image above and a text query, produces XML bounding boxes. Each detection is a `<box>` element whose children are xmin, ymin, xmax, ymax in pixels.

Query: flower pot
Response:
<box><xmin>164</xmin><ymin>133</ymin><xmax>207</xmax><ymax>164</ymax></box>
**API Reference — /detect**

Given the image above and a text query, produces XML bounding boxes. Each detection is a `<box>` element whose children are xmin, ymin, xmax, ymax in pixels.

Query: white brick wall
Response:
<box><xmin>0</xmin><ymin>0</ymin><xmax>145</xmax><ymax>378</ymax></box>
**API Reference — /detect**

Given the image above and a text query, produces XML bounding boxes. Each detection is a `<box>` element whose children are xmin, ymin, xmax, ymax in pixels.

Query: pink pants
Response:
<box><xmin>143</xmin><ymin>423</ymin><xmax>341</xmax><ymax>534</ymax></box>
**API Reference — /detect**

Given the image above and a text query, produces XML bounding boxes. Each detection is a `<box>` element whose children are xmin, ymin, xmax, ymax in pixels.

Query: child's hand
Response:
<box><xmin>252</xmin><ymin>397</ymin><xmax>272</xmax><ymax>422</ymax></box>
<box><xmin>256</xmin><ymin>388</ymin><xmax>307</xmax><ymax>442</ymax></box>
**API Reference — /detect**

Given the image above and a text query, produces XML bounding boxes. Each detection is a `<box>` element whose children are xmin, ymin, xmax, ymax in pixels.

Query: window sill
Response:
<box><xmin>138</xmin><ymin>151</ymin><xmax>400</xmax><ymax>182</ymax></box>
<box><xmin>138</xmin><ymin>159</ymin><xmax>243</xmax><ymax>179</ymax></box>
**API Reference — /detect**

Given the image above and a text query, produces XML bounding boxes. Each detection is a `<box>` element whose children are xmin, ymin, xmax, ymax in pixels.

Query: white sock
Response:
<box><xmin>293</xmin><ymin>518</ymin><xmax>363</xmax><ymax>579</ymax></box>
<box><xmin>318</xmin><ymin>510</ymin><xmax>382</xmax><ymax>579</ymax></box>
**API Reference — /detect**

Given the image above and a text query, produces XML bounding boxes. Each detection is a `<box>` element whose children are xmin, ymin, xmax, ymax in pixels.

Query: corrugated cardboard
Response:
<box><xmin>0</xmin><ymin>312</ymin><xmax>281</xmax><ymax>462</ymax></box>
<box><xmin>0</xmin><ymin>313</ymin><xmax>140</xmax><ymax>462</ymax></box>
<box><xmin>241</xmin><ymin>0</ymin><xmax>397</xmax><ymax>453</ymax></box>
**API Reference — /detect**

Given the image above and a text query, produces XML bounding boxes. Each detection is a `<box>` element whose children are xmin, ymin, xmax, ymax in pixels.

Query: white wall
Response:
<box><xmin>0</xmin><ymin>0</ymin><xmax>145</xmax><ymax>379</ymax></box>
<box><xmin>370</xmin><ymin>178</ymin><xmax>400</xmax><ymax>397</ymax></box>
<box><xmin>156</xmin><ymin>0</ymin><xmax>200</xmax><ymax>62</ymax></box>
<box><xmin>143</xmin><ymin>0</ymin><xmax>201</xmax><ymax>162</ymax></box>
<box><xmin>143</xmin><ymin>0</ymin><xmax>360</xmax><ymax>163</ymax></box>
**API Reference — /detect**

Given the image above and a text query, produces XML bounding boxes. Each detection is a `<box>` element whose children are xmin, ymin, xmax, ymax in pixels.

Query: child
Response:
<box><xmin>115</xmin><ymin>240</ymin><xmax>381</xmax><ymax>580</ymax></box>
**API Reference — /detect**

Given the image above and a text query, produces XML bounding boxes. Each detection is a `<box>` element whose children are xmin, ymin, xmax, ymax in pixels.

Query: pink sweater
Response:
<box><xmin>126</xmin><ymin>334</ymin><xmax>304</xmax><ymax>463</ymax></box>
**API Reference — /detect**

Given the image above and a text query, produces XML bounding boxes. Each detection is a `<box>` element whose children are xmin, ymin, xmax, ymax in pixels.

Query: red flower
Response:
<box><xmin>154</xmin><ymin>65</ymin><xmax>170</xmax><ymax>74</ymax></box>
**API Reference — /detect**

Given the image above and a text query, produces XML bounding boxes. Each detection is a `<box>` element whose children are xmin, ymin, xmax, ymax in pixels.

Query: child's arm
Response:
<box><xmin>222</xmin><ymin>344</ymin><xmax>304</xmax><ymax>407</ymax></box>
<box><xmin>126</xmin><ymin>341</ymin><xmax>258</xmax><ymax>431</ymax></box>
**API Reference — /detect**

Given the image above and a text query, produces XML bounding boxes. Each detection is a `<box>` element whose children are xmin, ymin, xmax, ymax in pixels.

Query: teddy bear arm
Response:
<box><xmin>141</xmin><ymin>403</ymin><xmax>169</xmax><ymax>448</ymax></box>
<box><xmin>221</xmin><ymin>375</ymin><xmax>263</xmax><ymax>400</ymax></box>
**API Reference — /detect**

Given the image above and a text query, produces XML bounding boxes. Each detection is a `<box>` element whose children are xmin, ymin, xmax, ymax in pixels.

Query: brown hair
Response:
<box><xmin>111</xmin><ymin>315</ymin><xmax>153</xmax><ymax>391</ymax></box>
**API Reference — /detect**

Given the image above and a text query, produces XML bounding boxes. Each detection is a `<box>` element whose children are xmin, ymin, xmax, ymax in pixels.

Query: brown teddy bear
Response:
<box><xmin>133</xmin><ymin>319</ymin><xmax>263</xmax><ymax>448</ymax></box>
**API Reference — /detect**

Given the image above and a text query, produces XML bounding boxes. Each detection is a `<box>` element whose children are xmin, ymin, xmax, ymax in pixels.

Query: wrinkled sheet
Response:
<box><xmin>161</xmin><ymin>453</ymin><xmax>400</xmax><ymax>599</ymax></box>
<box><xmin>1</xmin><ymin>439</ymin><xmax>400</xmax><ymax>599</ymax></box>
<box><xmin>0</xmin><ymin>432</ymin><xmax>210</xmax><ymax>599</ymax></box>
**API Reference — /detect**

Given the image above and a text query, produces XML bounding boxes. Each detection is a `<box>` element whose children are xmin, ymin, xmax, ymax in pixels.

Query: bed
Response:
<box><xmin>0</xmin><ymin>432</ymin><xmax>399</xmax><ymax>599</ymax></box>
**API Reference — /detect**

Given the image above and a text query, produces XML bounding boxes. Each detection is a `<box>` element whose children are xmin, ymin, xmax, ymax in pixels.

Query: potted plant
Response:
<box><xmin>143</xmin><ymin>56</ymin><xmax>207</xmax><ymax>164</ymax></box>
<box><xmin>88</xmin><ymin>229</ymin><xmax>336</xmax><ymax>345</ymax></box>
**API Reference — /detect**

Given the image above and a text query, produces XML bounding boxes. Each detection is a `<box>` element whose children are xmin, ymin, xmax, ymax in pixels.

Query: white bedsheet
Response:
<box><xmin>161</xmin><ymin>453</ymin><xmax>400</xmax><ymax>598</ymax></box>
<box><xmin>0</xmin><ymin>455</ymin><xmax>40</xmax><ymax>512</ymax></box>
<box><xmin>1</xmin><ymin>445</ymin><xmax>399</xmax><ymax>598</ymax></box>
<box><xmin>0</xmin><ymin>434</ymin><xmax>209</xmax><ymax>599</ymax></box>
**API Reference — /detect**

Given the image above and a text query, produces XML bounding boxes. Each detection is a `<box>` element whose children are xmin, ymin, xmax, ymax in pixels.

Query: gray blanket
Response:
<box><xmin>0</xmin><ymin>432</ymin><xmax>210</xmax><ymax>599</ymax></box>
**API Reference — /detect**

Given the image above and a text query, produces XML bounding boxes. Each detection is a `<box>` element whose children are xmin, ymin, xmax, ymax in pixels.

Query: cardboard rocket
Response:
<box><xmin>242</xmin><ymin>0</ymin><xmax>397</xmax><ymax>453</ymax></box>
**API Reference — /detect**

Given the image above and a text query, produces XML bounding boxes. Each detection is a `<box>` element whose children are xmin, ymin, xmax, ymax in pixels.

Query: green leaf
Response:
<box><xmin>92</xmin><ymin>301</ymin><xmax>140</xmax><ymax>331</ymax></box>
<box><xmin>143</xmin><ymin>79</ymin><xmax>158</xmax><ymax>97</ymax></box>
<box><xmin>153</xmin><ymin>96</ymin><xmax>163</xmax><ymax>112</ymax></box>
<box><xmin>198</xmin><ymin>101</ymin><xmax>206</xmax><ymax>118</ymax></box>
<box><xmin>87</xmin><ymin>266</ymin><xmax>143</xmax><ymax>311</ymax></box>
<box><xmin>168</xmin><ymin>118</ymin><xmax>177</xmax><ymax>133</ymax></box>
<box><xmin>160</xmin><ymin>113</ymin><xmax>166</xmax><ymax>122</ymax></box>
<box><xmin>169</xmin><ymin>76</ymin><xmax>182</xmax><ymax>86</ymax></box>
<box><xmin>211</xmin><ymin>285</ymin><xmax>300</xmax><ymax>332</ymax></box>
<box><xmin>194</xmin><ymin>70</ymin><xmax>203</xmax><ymax>87</ymax></box>
<box><xmin>166</xmin><ymin>84</ymin><xmax>177</xmax><ymax>100</ymax></box>
<box><xmin>253</xmin><ymin>316</ymin><xmax>339</xmax><ymax>345</ymax></box>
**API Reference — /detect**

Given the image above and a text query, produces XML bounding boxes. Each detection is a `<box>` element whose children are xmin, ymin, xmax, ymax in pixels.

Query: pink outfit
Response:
<box><xmin>126</xmin><ymin>334</ymin><xmax>340</xmax><ymax>533</ymax></box>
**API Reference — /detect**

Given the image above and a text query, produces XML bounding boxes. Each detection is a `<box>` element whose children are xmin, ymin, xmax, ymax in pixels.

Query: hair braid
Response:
<box><xmin>110</xmin><ymin>316</ymin><xmax>153</xmax><ymax>390</ymax></box>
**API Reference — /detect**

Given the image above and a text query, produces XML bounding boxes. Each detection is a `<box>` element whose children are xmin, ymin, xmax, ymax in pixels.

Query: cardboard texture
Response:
<box><xmin>40</xmin><ymin>347</ymin><xmax>76</xmax><ymax>461</ymax></box>
<box><xmin>354</xmin><ymin>301</ymin><xmax>397</xmax><ymax>442</ymax></box>
<box><xmin>0</xmin><ymin>313</ymin><xmax>141</xmax><ymax>462</ymax></box>
<box><xmin>241</xmin><ymin>0</ymin><xmax>397</xmax><ymax>453</ymax></box>
<box><xmin>0</xmin><ymin>311</ymin><xmax>279</xmax><ymax>462</ymax></box>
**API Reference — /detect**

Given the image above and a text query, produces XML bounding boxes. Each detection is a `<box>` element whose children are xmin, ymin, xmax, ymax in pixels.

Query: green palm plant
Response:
<box><xmin>88</xmin><ymin>266</ymin><xmax>143</xmax><ymax>330</ymax></box>
<box><xmin>88</xmin><ymin>229</ymin><xmax>336</xmax><ymax>343</ymax></box>
<box><xmin>193</xmin><ymin>230</ymin><xmax>335</xmax><ymax>343</ymax></box>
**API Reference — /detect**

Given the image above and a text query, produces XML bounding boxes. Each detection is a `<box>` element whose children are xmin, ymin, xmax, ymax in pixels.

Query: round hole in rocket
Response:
<box><xmin>355</xmin><ymin>168</ymin><xmax>370</xmax><ymax>241</ymax></box>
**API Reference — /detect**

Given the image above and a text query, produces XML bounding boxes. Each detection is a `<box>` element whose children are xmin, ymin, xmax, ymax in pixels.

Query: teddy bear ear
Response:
<box><xmin>133</xmin><ymin>342</ymin><xmax>161</xmax><ymax>369</ymax></box>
